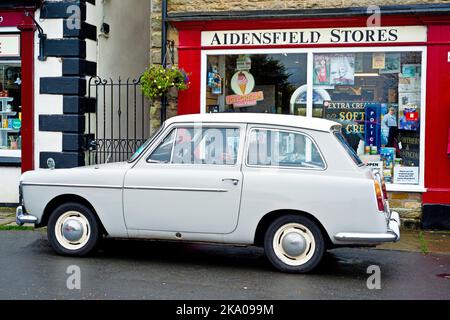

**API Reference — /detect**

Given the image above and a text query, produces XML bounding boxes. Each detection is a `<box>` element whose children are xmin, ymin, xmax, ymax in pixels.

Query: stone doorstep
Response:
<box><xmin>0</xmin><ymin>207</ymin><xmax>16</xmax><ymax>215</ymax></box>
<box><xmin>0</xmin><ymin>208</ymin><xmax>15</xmax><ymax>226</ymax></box>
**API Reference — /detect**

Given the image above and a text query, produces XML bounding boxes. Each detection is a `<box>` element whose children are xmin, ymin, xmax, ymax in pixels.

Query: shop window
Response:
<box><xmin>205</xmin><ymin>49</ymin><xmax>424</xmax><ymax>187</ymax></box>
<box><xmin>312</xmin><ymin>51</ymin><xmax>422</xmax><ymax>185</ymax></box>
<box><xmin>206</xmin><ymin>54</ymin><xmax>307</xmax><ymax>115</ymax></box>
<box><xmin>247</xmin><ymin>128</ymin><xmax>325</xmax><ymax>169</ymax></box>
<box><xmin>0</xmin><ymin>63</ymin><xmax>21</xmax><ymax>158</ymax></box>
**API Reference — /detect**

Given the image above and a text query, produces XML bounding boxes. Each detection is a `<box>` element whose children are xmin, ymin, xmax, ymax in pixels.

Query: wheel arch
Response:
<box><xmin>254</xmin><ymin>209</ymin><xmax>333</xmax><ymax>248</ymax></box>
<box><xmin>37</xmin><ymin>194</ymin><xmax>107</xmax><ymax>235</ymax></box>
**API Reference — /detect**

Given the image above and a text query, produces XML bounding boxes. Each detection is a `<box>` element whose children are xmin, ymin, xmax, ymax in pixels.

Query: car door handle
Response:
<box><xmin>222</xmin><ymin>178</ymin><xmax>240</xmax><ymax>186</ymax></box>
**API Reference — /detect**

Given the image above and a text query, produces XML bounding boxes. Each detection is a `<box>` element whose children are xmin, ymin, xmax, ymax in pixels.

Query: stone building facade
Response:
<box><xmin>148</xmin><ymin>0</ymin><xmax>450</xmax><ymax>228</ymax></box>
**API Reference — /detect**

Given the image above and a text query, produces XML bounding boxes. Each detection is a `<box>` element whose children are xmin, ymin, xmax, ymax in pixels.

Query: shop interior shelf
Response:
<box><xmin>0</xmin><ymin>111</ymin><xmax>17</xmax><ymax>116</ymax></box>
<box><xmin>0</xmin><ymin>128</ymin><xmax>20</xmax><ymax>132</ymax></box>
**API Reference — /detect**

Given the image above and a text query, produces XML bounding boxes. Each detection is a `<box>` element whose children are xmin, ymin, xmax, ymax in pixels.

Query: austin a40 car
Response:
<box><xmin>17</xmin><ymin>113</ymin><xmax>400</xmax><ymax>273</ymax></box>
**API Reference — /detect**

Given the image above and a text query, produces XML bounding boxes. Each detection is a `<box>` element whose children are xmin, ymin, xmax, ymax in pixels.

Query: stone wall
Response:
<box><xmin>168</xmin><ymin>0</ymin><xmax>450</xmax><ymax>13</ymax></box>
<box><xmin>150</xmin><ymin>1</ymin><xmax>180</xmax><ymax>135</ymax></box>
<box><xmin>388</xmin><ymin>193</ymin><xmax>423</xmax><ymax>229</ymax></box>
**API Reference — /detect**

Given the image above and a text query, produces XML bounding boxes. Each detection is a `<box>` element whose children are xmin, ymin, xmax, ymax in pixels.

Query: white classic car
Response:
<box><xmin>17</xmin><ymin>113</ymin><xmax>400</xmax><ymax>273</ymax></box>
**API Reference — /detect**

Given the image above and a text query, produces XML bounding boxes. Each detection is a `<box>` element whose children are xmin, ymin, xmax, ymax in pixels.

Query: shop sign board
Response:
<box><xmin>226</xmin><ymin>91</ymin><xmax>264</xmax><ymax>107</ymax></box>
<box><xmin>202</xmin><ymin>26</ymin><xmax>427</xmax><ymax>47</ymax></box>
<box><xmin>323</xmin><ymin>101</ymin><xmax>367</xmax><ymax>150</ymax></box>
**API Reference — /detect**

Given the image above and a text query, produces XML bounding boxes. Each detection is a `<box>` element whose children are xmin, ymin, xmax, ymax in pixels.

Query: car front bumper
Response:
<box><xmin>334</xmin><ymin>211</ymin><xmax>401</xmax><ymax>244</ymax></box>
<box><xmin>16</xmin><ymin>206</ymin><xmax>38</xmax><ymax>226</ymax></box>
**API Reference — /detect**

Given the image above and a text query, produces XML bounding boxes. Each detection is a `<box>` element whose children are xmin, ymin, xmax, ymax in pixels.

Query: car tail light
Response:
<box><xmin>380</xmin><ymin>175</ymin><xmax>388</xmax><ymax>200</ymax></box>
<box><xmin>374</xmin><ymin>180</ymin><xmax>385</xmax><ymax>212</ymax></box>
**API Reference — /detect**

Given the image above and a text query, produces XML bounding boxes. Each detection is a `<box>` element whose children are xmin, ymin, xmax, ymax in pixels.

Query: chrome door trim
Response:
<box><xmin>124</xmin><ymin>186</ymin><xmax>228</xmax><ymax>193</ymax></box>
<box><xmin>21</xmin><ymin>182</ymin><xmax>123</xmax><ymax>189</ymax></box>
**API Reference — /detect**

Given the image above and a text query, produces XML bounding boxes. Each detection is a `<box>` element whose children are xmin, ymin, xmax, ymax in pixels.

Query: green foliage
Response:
<box><xmin>0</xmin><ymin>225</ymin><xmax>35</xmax><ymax>231</ymax></box>
<box><xmin>418</xmin><ymin>231</ymin><xmax>429</xmax><ymax>254</ymax></box>
<box><xmin>141</xmin><ymin>65</ymin><xmax>190</xmax><ymax>99</ymax></box>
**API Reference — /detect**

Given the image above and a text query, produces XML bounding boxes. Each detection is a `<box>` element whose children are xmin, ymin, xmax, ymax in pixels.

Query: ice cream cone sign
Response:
<box><xmin>237</xmin><ymin>72</ymin><xmax>248</xmax><ymax>95</ymax></box>
<box><xmin>231</xmin><ymin>71</ymin><xmax>255</xmax><ymax>95</ymax></box>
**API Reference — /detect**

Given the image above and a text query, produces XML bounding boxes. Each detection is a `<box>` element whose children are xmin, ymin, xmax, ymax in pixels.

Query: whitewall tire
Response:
<box><xmin>264</xmin><ymin>215</ymin><xmax>325</xmax><ymax>273</ymax></box>
<box><xmin>47</xmin><ymin>202</ymin><xmax>100</xmax><ymax>256</ymax></box>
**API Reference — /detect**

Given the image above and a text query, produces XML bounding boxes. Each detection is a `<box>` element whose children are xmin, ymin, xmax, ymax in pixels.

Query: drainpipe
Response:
<box><xmin>160</xmin><ymin>0</ymin><xmax>168</xmax><ymax>123</ymax></box>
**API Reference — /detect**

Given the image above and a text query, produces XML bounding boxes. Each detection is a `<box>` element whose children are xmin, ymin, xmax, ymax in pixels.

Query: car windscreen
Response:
<box><xmin>333</xmin><ymin>130</ymin><xmax>364</xmax><ymax>166</ymax></box>
<box><xmin>128</xmin><ymin>125</ymin><xmax>164</xmax><ymax>162</ymax></box>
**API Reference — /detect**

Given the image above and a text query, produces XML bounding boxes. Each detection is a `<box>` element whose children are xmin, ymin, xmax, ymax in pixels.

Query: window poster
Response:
<box><xmin>380</xmin><ymin>53</ymin><xmax>401</xmax><ymax>74</ymax></box>
<box><xmin>380</xmin><ymin>147</ymin><xmax>396</xmax><ymax>183</ymax></box>
<box><xmin>398</xmin><ymin>93</ymin><xmax>420</xmax><ymax>131</ymax></box>
<box><xmin>372</xmin><ymin>52</ymin><xmax>386</xmax><ymax>69</ymax></box>
<box><xmin>313</xmin><ymin>55</ymin><xmax>331</xmax><ymax>86</ymax></box>
<box><xmin>393</xmin><ymin>166</ymin><xmax>419</xmax><ymax>184</ymax></box>
<box><xmin>402</xmin><ymin>64</ymin><xmax>421</xmax><ymax>78</ymax></box>
<box><xmin>330</xmin><ymin>54</ymin><xmax>355</xmax><ymax>85</ymax></box>
<box><xmin>398</xmin><ymin>75</ymin><xmax>421</xmax><ymax>93</ymax></box>
<box><xmin>208</xmin><ymin>65</ymin><xmax>223</xmax><ymax>95</ymax></box>
<box><xmin>398</xmin><ymin>130</ymin><xmax>420</xmax><ymax>167</ymax></box>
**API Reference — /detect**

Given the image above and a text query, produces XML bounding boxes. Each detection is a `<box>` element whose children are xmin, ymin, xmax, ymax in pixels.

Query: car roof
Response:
<box><xmin>165</xmin><ymin>113</ymin><xmax>341</xmax><ymax>132</ymax></box>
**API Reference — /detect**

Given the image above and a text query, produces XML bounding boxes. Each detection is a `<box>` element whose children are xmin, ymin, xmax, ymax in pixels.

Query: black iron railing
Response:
<box><xmin>86</xmin><ymin>77</ymin><xmax>150</xmax><ymax>165</ymax></box>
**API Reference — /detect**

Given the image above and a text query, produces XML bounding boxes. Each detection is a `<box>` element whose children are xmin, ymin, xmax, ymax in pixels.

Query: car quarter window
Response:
<box><xmin>172</xmin><ymin>127</ymin><xmax>241</xmax><ymax>165</ymax></box>
<box><xmin>247</xmin><ymin>129</ymin><xmax>326</xmax><ymax>169</ymax></box>
<box><xmin>147</xmin><ymin>129</ymin><xmax>176</xmax><ymax>163</ymax></box>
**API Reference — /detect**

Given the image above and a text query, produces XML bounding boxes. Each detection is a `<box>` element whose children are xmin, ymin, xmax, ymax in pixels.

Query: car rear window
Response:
<box><xmin>333</xmin><ymin>130</ymin><xmax>364</xmax><ymax>166</ymax></box>
<box><xmin>247</xmin><ymin>128</ymin><xmax>326</xmax><ymax>169</ymax></box>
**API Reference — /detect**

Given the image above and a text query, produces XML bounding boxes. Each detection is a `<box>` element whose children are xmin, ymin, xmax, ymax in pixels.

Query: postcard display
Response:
<box><xmin>0</xmin><ymin>95</ymin><xmax>21</xmax><ymax>151</ymax></box>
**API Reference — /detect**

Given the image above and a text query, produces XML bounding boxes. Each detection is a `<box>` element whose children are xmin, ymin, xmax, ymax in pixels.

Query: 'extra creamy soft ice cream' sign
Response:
<box><xmin>202</xmin><ymin>26</ymin><xmax>427</xmax><ymax>47</ymax></box>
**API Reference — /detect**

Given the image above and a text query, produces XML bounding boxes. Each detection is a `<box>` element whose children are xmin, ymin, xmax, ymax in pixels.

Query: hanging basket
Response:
<box><xmin>140</xmin><ymin>64</ymin><xmax>190</xmax><ymax>100</ymax></box>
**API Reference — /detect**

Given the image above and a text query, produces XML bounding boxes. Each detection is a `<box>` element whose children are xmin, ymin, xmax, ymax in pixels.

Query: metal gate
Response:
<box><xmin>86</xmin><ymin>77</ymin><xmax>150</xmax><ymax>165</ymax></box>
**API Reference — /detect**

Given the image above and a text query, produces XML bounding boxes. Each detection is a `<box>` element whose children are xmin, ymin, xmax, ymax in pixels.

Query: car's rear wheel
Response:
<box><xmin>264</xmin><ymin>215</ymin><xmax>325</xmax><ymax>273</ymax></box>
<box><xmin>47</xmin><ymin>202</ymin><xmax>100</xmax><ymax>256</ymax></box>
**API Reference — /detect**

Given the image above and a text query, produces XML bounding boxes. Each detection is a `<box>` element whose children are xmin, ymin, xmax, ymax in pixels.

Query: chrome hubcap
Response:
<box><xmin>62</xmin><ymin>219</ymin><xmax>84</xmax><ymax>242</ymax></box>
<box><xmin>273</xmin><ymin>223</ymin><xmax>316</xmax><ymax>266</ymax></box>
<box><xmin>281</xmin><ymin>232</ymin><xmax>307</xmax><ymax>257</ymax></box>
<box><xmin>55</xmin><ymin>211</ymin><xmax>90</xmax><ymax>250</ymax></box>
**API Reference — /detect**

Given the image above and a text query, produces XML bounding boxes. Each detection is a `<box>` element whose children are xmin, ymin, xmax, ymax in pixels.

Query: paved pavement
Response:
<box><xmin>0</xmin><ymin>231</ymin><xmax>449</xmax><ymax>300</ymax></box>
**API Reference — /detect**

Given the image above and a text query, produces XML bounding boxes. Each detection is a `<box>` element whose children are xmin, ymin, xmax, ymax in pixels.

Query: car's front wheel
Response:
<box><xmin>47</xmin><ymin>202</ymin><xmax>100</xmax><ymax>256</ymax></box>
<box><xmin>264</xmin><ymin>215</ymin><xmax>325</xmax><ymax>273</ymax></box>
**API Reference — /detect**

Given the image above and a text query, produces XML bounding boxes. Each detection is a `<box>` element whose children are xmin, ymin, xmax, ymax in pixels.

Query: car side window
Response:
<box><xmin>172</xmin><ymin>127</ymin><xmax>240</xmax><ymax>165</ymax></box>
<box><xmin>147</xmin><ymin>129</ymin><xmax>176</xmax><ymax>163</ymax></box>
<box><xmin>247</xmin><ymin>129</ymin><xmax>325</xmax><ymax>169</ymax></box>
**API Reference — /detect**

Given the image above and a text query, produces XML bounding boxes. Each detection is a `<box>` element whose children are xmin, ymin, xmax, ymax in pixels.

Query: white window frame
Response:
<box><xmin>0</xmin><ymin>24</ymin><xmax>22</xmax><ymax>160</ymax></box>
<box><xmin>201</xmin><ymin>46</ymin><xmax>427</xmax><ymax>192</ymax></box>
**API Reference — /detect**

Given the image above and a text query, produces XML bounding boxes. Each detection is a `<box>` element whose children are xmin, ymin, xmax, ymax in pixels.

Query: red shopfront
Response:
<box><xmin>172</xmin><ymin>13</ymin><xmax>450</xmax><ymax>212</ymax></box>
<box><xmin>0</xmin><ymin>9</ymin><xmax>35</xmax><ymax>173</ymax></box>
